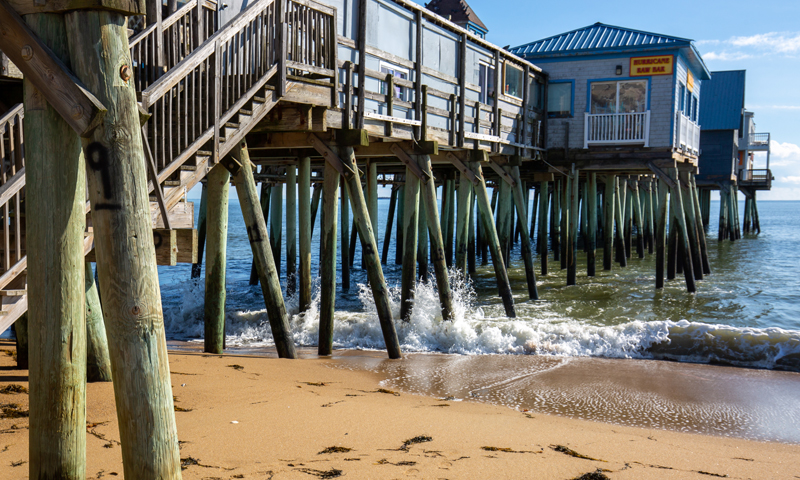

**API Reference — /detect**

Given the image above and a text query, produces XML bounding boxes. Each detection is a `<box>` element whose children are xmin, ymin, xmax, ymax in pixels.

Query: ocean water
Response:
<box><xmin>158</xmin><ymin>197</ymin><xmax>800</xmax><ymax>372</ymax></box>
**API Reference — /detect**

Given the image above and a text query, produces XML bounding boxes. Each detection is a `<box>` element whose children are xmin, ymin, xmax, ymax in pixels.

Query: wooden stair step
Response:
<box><xmin>0</xmin><ymin>289</ymin><xmax>25</xmax><ymax>296</ymax></box>
<box><xmin>239</xmin><ymin>108</ymin><xmax>253</xmax><ymax>116</ymax></box>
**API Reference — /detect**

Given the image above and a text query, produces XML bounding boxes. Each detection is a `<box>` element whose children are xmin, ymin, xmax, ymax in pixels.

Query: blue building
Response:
<box><xmin>510</xmin><ymin>23</ymin><xmax>711</xmax><ymax>171</ymax></box>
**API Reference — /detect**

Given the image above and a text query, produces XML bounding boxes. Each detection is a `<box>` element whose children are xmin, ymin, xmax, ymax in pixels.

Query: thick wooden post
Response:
<box><xmin>655</xmin><ymin>179</ymin><xmax>668</xmax><ymax>288</ymax></box>
<box><xmin>468</xmin><ymin>193</ymin><xmax>477</xmax><ymax>275</ymax></box>
<box><xmin>395</xmin><ymin>183</ymin><xmax>405</xmax><ymax>265</ymax></box>
<box><xmin>65</xmin><ymin>9</ymin><xmax>180</xmax><ymax>476</ymax></box>
<box><xmin>419</xmin><ymin>155</ymin><xmax>454</xmax><ymax>321</ymax></box>
<box><xmin>560</xmin><ymin>177</ymin><xmax>568</xmax><ymax>269</ymax></box>
<box><xmin>310</xmin><ymin>183</ymin><xmax>322</xmax><ymax>237</ymax></box>
<box><xmin>250</xmin><ymin>182</ymin><xmax>271</xmax><ymax>285</ymax></box>
<box><xmin>530</xmin><ymin>186</ymin><xmax>539</xmax><ymax>239</ymax></box>
<box><xmin>469</xmin><ymin>161</ymin><xmax>516</xmax><ymax>317</ymax></box>
<box><xmin>455</xmin><ymin>173</ymin><xmax>473</xmax><ymax>274</ymax></box>
<box><xmin>85</xmin><ymin>261</ymin><xmax>112</xmax><ymax>382</ymax></box>
<box><xmin>753</xmin><ymin>191</ymin><xmax>761</xmax><ymax>233</ymax></box>
<box><xmin>510</xmin><ymin>166</ymin><xmax>539</xmax><ymax>299</ymax></box>
<box><xmin>718</xmin><ymin>184</ymin><xmax>728</xmax><ymax>241</ymax></box>
<box><xmin>669</xmin><ymin>169</ymin><xmax>696</xmax><ymax>293</ymax></box>
<box><xmin>299</xmin><ymin>157</ymin><xmax>312</xmax><ymax>311</ymax></box>
<box><xmin>623</xmin><ymin>179</ymin><xmax>633</xmax><ymax>259</ymax></box>
<box><xmin>270</xmin><ymin>179</ymin><xmax>283</xmax><ymax>277</ymax></box>
<box><xmin>286</xmin><ymin>165</ymin><xmax>297</xmax><ymax>295</ymax></box>
<box><xmin>340</xmin><ymin>178</ymin><xmax>351</xmax><ymax>290</ymax></box>
<box><xmin>444</xmin><ymin>177</ymin><xmax>456</xmax><ymax>266</ymax></box>
<box><xmin>690</xmin><ymin>176</ymin><xmax>711</xmax><ymax>275</ymax></box>
<box><xmin>567</xmin><ymin>171</ymin><xmax>579</xmax><ymax>285</ymax></box>
<box><xmin>191</xmin><ymin>181</ymin><xmax>208</xmax><ymax>278</ymax></box>
<box><xmin>603</xmin><ymin>175</ymin><xmax>615</xmax><ymax>270</ymax></box>
<box><xmin>417</xmin><ymin>192</ymin><xmax>429</xmax><ymax>282</ymax></box>
<box><xmin>614</xmin><ymin>177</ymin><xmax>627</xmax><ymax>267</ymax></box>
<box><xmin>552</xmin><ymin>179</ymin><xmax>560</xmax><ymax>262</ymax></box>
<box><xmin>367</xmin><ymin>159</ymin><xmax>379</xmax><ymax>243</ymax></box>
<box><xmin>319</xmin><ymin>160</ymin><xmax>339</xmax><ymax>355</ymax></box>
<box><xmin>14</xmin><ymin>313</ymin><xmax>28</xmax><ymax>369</ymax></box>
<box><xmin>382</xmin><ymin>185</ymin><xmax>398</xmax><ymax>264</ymax></box>
<box><xmin>226</xmin><ymin>144</ymin><xmax>297</xmax><ymax>358</ymax></box>
<box><xmin>339</xmin><ymin>147</ymin><xmax>401</xmax><ymax>358</ymax></box>
<box><xmin>667</xmin><ymin>208</ymin><xmax>678</xmax><ymax>280</ymax></box>
<box><xmin>631</xmin><ymin>179</ymin><xmax>645</xmax><ymax>259</ymax></box>
<box><xmin>350</xmin><ymin>217</ymin><xmax>358</xmax><ymax>268</ymax></box>
<box><xmin>496</xmin><ymin>178</ymin><xmax>513</xmax><ymax>264</ymax></box>
<box><xmin>26</xmin><ymin>14</ymin><xmax>87</xmax><ymax>477</ymax></box>
<box><xmin>400</xmin><ymin>170</ymin><xmax>420</xmax><ymax>321</ymax></box>
<box><xmin>587</xmin><ymin>173</ymin><xmax>597</xmax><ymax>276</ymax></box>
<box><xmin>538</xmin><ymin>180</ymin><xmax>549</xmax><ymax>275</ymax></box>
<box><xmin>680</xmin><ymin>171</ymin><xmax>703</xmax><ymax>280</ymax></box>
<box><xmin>204</xmin><ymin>164</ymin><xmax>230</xmax><ymax>354</ymax></box>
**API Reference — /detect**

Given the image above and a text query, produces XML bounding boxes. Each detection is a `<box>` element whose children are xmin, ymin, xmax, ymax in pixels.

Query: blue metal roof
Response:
<box><xmin>699</xmin><ymin>70</ymin><xmax>746</xmax><ymax>131</ymax></box>
<box><xmin>509</xmin><ymin>23</ymin><xmax>691</xmax><ymax>56</ymax></box>
<box><xmin>510</xmin><ymin>22</ymin><xmax>711</xmax><ymax>80</ymax></box>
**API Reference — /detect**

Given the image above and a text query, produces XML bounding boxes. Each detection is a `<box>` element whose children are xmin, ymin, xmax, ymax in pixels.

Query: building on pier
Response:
<box><xmin>509</xmin><ymin>22</ymin><xmax>711</xmax><ymax>175</ymax></box>
<box><xmin>695</xmin><ymin>69</ymin><xmax>770</xmax><ymax>236</ymax></box>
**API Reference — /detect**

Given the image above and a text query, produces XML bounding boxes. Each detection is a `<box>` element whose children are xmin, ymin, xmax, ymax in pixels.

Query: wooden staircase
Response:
<box><xmin>0</xmin><ymin>0</ymin><xmax>337</xmax><ymax>333</ymax></box>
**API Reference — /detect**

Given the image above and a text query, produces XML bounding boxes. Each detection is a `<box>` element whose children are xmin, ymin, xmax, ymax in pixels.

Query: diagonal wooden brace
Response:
<box><xmin>0</xmin><ymin>0</ymin><xmax>106</xmax><ymax>136</ymax></box>
<box><xmin>389</xmin><ymin>143</ymin><xmax>429</xmax><ymax>184</ymax></box>
<box><xmin>307</xmin><ymin>133</ymin><xmax>356</xmax><ymax>179</ymax></box>
<box><xmin>488</xmin><ymin>158</ymin><xmax>516</xmax><ymax>188</ymax></box>
<box><xmin>445</xmin><ymin>152</ymin><xmax>479</xmax><ymax>186</ymax></box>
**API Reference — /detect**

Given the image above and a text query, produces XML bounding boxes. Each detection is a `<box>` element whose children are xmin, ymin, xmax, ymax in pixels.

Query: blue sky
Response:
<box><xmin>469</xmin><ymin>0</ymin><xmax>800</xmax><ymax>199</ymax></box>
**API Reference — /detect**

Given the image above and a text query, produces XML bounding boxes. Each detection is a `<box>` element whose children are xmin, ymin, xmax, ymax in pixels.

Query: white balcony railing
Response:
<box><xmin>584</xmin><ymin>111</ymin><xmax>650</xmax><ymax>148</ymax></box>
<box><xmin>746</xmin><ymin>132</ymin><xmax>771</xmax><ymax>150</ymax></box>
<box><xmin>676</xmin><ymin>112</ymin><xmax>700</xmax><ymax>155</ymax></box>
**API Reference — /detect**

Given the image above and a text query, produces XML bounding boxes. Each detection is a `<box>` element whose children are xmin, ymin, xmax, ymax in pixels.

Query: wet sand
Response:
<box><xmin>2</xmin><ymin>340</ymin><xmax>800</xmax><ymax>479</ymax></box>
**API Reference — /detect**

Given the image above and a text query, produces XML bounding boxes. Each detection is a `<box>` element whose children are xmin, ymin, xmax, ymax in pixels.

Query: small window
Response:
<box><xmin>678</xmin><ymin>83</ymin><xmax>686</xmax><ymax>114</ymax></box>
<box><xmin>547</xmin><ymin>82</ymin><xmax>572</xmax><ymax>118</ymax></box>
<box><xmin>479</xmin><ymin>62</ymin><xmax>495</xmax><ymax>105</ymax></box>
<box><xmin>528</xmin><ymin>77</ymin><xmax>542</xmax><ymax>109</ymax></box>
<box><xmin>380</xmin><ymin>61</ymin><xmax>409</xmax><ymax>102</ymax></box>
<box><xmin>691</xmin><ymin>95</ymin><xmax>698</xmax><ymax>122</ymax></box>
<box><xmin>504</xmin><ymin>63</ymin><xmax>523</xmax><ymax>99</ymax></box>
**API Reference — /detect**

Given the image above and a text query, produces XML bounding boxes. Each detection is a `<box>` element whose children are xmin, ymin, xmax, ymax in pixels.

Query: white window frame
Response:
<box><xmin>380</xmin><ymin>61</ymin><xmax>410</xmax><ymax>102</ymax></box>
<box><xmin>589</xmin><ymin>79</ymin><xmax>648</xmax><ymax>115</ymax></box>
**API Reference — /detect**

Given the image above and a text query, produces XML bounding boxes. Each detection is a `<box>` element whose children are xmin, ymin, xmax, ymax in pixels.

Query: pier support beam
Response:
<box><xmin>587</xmin><ymin>173</ymin><xmax>597</xmax><ymax>277</ymax></box>
<box><xmin>65</xmin><ymin>9</ymin><xmax>180</xmax><ymax>475</ymax></box>
<box><xmin>400</xmin><ymin>169</ymin><xmax>420</xmax><ymax>321</ymax></box>
<box><xmin>382</xmin><ymin>185</ymin><xmax>398</xmax><ymax>265</ymax></box>
<box><xmin>655</xmin><ymin>179</ymin><xmax>668</xmax><ymax>289</ymax></box>
<box><xmin>614</xmin><ymin>177</ymin><xmax>627</xmax><ymax>267</ymax></box>
<box><xmin>680</xmin><ymin>171</ymin><xmax>703</xmax><ymax>281</ymax></box>
<box><xmin>395</xmin><ymin>182</ymin><xmax>405</xmax><ymax>265</ymax></box>
<box><xmin>26</xmin><ymin>13</ymin><xmax>87</xmax><ymax>477</ymax></box>
<box><xmin>250</xmin><ymin>181</ymin><xmax>270</xmax><ymax>285</ymax></box>
<box><xmin>669</xmin><ymin>169</ymin><xmax>696</xmax><ymax>293</ymax></box>
<box><xmin>341</xmin><ymin>180</ymin><xmax>350</xmax><ymax>291</ymax></box>
<box><xmin>455</xmin><ymin>172</ymin><xmax>473</xmax><ymax>275</ymax></box>
<box><xmin>509</xmin><ymin>167</ymin><xmax>538</xmax><ymax>299</ymax></box>
<box><xmin>567</xmin><ymin>170</ymin><xmax>579</xmax><ymax>286</ymax></box>
<box><xmin>319</xmin><ymin>160</ymin><xmax>339</xmax><ymax>355</ymax></box>
<box><xmin>418</xmin><ymin>191</ymin><xmax>429</xmax><ymax>282</ymax></box>
<box><xmin>191</xmin><ymin>181</ymin><xmax>208</xmax><ymax>278</ymax></box>
<box><xmin>270</xmin><ymin>177</ymin><xmax>283</xmax><ymax>277</ymax></box>
<box><xmin>225</xmin><ymin>144</ymin><xmax>298</xmax><ymax>359</ymax></box>
<box><xmin>690</xmin><ymin>176</ymin><xmax>711</xmax><ymax>275</ymax></box>
<box><xmin>204</xmin><ymin>164</ymin><xmax>229</xmax><ymax>354</ymax></box>
<box><xmin>299</xmin><ymin>157</ymin><xmax>312</xmax><ymax>312</ymax></box>
<box><xmin>418</xmin><ymin>155</ymin><xmax>455</xmax><ymax>321</ymax></box>
<box><xmin>469</xmin><ymin>161</ymin><xmax>516</xmax><ymax>317</ymax></box>
<box><xmin>85</xmin><ymin>261</ymin><xmax>112</xmax><ymax>382</ymax></box>
<box><xmin>286</xmin><ymin>166</ymin><xmax>297</xmax><ymax>295</ymax></box>
<box><xmin>538</xmin><ymin>180</ymin><xmax>549</xmax><ymax>275</ymax></box>
<box><xmin>631</xmin><ymin>178</ymin><xmax>645</xmax><ymax>259</ymax></box>
<box><xmin>603</xmin><ymin>175</ymin><xmax>615</xmax><ymax>271</ymax></box>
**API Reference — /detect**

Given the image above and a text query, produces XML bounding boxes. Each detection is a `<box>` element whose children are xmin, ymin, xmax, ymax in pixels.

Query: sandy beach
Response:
<box><xmin>2</xmin><ymin>340</ymin><xmax>800</xmax><ymax>479</ymax></box>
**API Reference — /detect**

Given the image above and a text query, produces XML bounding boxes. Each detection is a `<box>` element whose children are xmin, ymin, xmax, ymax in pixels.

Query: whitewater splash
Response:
<box><xmin>161</xmin><ymin>269</ymin><xmax>800</xmax><ymax>371</ymax></box>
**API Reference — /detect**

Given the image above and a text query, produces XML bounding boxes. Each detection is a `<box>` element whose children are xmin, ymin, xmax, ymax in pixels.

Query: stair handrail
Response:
<box><xmin>0</xmin><ymin>104</ymin><xmax>26</xmax><ymax>288</ymax></box>
<box><xmin>141</xmin><ymin>0</ymin><xmax>278</xmax><ymax>108</ymax></box>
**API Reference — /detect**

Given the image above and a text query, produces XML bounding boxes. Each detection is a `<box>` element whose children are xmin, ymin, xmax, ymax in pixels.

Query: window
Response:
<box><xmin>380</xmin><ymin>61</ymin><xmax>409</xmax><ymax>102</ymax></box>
<box><xmin>678</xmin><ymin>83</ymin><xmax>686</xmax><ymax>114</ymax></box>
<box><xmin>547</xmin><ymin>82</ymin><xmax>572</xmax><ymax>117</ymax></box>
<box><xmin>504</xmin><ymin>63</ymin><xmax>523</xmax><ymax>99</ymax></box>
<box><xmin>528</xmin><ymin>77</ymin><xmax>543</xmax><ymax>110</ymax></box>
<box><xmin>590</xmin><ymin>80</ymin><xmax>647</xmax><ymax>114</ymax></box>
<box><xmin>479</xmin><ymin>62</ymin><xmax>495</xmax><ymax>105</ymax></box>
<box><xmin>691</xmin><ymin>95</ymin><xmax>698</xmax><ymax>122</ymax></box>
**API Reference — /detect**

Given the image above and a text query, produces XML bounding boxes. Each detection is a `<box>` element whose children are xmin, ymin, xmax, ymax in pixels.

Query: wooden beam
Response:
<box><xmin>6</xmin><ymin>0</ymin><xmax>145</xmax><ymax>15</ymax></box>
<box><xmin>175</xmin><ymin>228</ymin><xmax>197</xmax><ymax>264</ymax></box>
<box><xmin>487</xmin><ymin>159</ymin><xmax>516</xmax><ymax>187</ymax></box>
<box><xmin>0</xmin><ymin>0</ymin><xmax>106</xmax><ymax>136</ymax></box>
<box><xmin>307</xmin><ymin>133</ymin><xmax>355</xmax><ymax>177</ymax></box>
<box><xmin>251</xmin><ymin>104</ymin><xmax>313</xmax><ymax>133</ymax></box>
<box><xmin>153</xmin><ymin>229</ymin><xmax>177</xmax><ymax>266</ymax></box>
<box><xmin>389</xmin><ymin>143</ymin><xmax>428</xmax><ymax>183</ymax></box>
<box><xmin>648</xmin><ymin>161</ymin><xmax>677</xmax><ymax>189</ymax></box>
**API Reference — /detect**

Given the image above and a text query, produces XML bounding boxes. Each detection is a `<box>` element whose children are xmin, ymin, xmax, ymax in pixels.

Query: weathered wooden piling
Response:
<box><xmin>382</xmin><ymin>185</ymin><xmax>398</xmax><ymax>264</ymax></box>
<box><xmin>667</xmin><ymin>210</ymin><xmax>678</xmax><ymax>280</ymax></box>
<box><xmin>400</xmin><ymin>169</ymin><xmax>420</xmax><ymax>321</ymax></box>
<box><xmin>560</xmin><ymin>177</ymin><xmax>568</xmax><ymax>269</ymax></box>
<box><xmin>25</xmin><ymin>13</ymin><xmax>87</xmax><ymax>476</ymax></box>
<box><xmin>538</xmin><ymin>180</ymin><xmax>550</xmax><ymax>275</ymax></box>
<box><xmin>603</xmin><ymin>175</ymin><xmax>615</xmax><ymax>271</ymax></box>
<box><xmin>341</xmin><ymin>181</ymin><xmax>351</xmax><ymax>290</ymax></box>
<box><xmin>85</xmin><ymin>261</ymin><xmax>112</xmax><ymax>382</ymax></box>
<box><xmin>631</xmin><ymin>179</ymin><xmax>645</xmax><ymax>259</ymax></box>
<box><xmin>679</xmin><ymin>172</ymin><xmax>703</xmax><ymax>281</ymax></box>
<box><xmin>204</xmin><ymin>164</ymin><xmax>230</xmax><ymax>354</ymax></box>
<box><xmin>455</xmin><ymin>173</ymin><xmax>473</xmax><ymax>274</ymax></box>
<box><xmin>419</xmin><ymin>155</ymin><xmax>454</xmax><ymax>321</ymax></box>
<box><xmin>669</xmin><ymin>169</ymin><xmax>696</xmax><ymax>293</ymax></box>
<box><xmin>567</xmin><ymin>170</ymin><xmax>579</xmax><ymax>286</ymax></box>
<box><xmin>655</xmin><ymin>179</ymin><xmax>668</xmax><ymax>289</ymax></box>
<box><xmin>468</xmin><ymin>193</ymin><xmax>477</xmax><ymax>275</ymax></box>
<box><xmin>718</xmin><ymin>184</ymin><xmax>729</xmax><ymax>241</ymax></box>
<box><xmin>395</xmin><ymin>182</ymin><xmax>405</xmax><ymax>265</ymax></box>
<box><xmin>587</xmin><ymin>173</ymin><xmax>597</xmax><ymax>276</ymax></box>
<box><xmin>65</xmin><ymin>8</ymin><xmax>181</xmax><ymax>475</ymax></box>
<box><xmin>496</xmin><ymin>176</ymin><xmax>513</xmax><ymax>264</ymax></box>
<box><xmin>191</xmin><ymin>181</ymin><xmax>208</xmax><ymax>278</ymax></box>
<box><xmin>338</xmin><ymin>146</ymin><xmax>401</xmax><ymax>358</ymax></box>
<box><xmin>270</xmin><ymin>178</ymin><xmax>283</xmax><ymax>276</ymax></box>
<box><xmin>418</xmin><ymin>191</ymin><xmax>429</xmax><ymax>282</ymax></box>
<box><xmin>299</xmin><ymin>157</ymin><xmax>312</xmax><ymax>312</ymax></box>
<box><xmin>552</xmin><ymin>179</ymin><xmax>561</xmax><ymax>263</ymax></box>
<box><xmin>510</xmin><ymin>166</ymin><xmax>538</xmax><ymax>299</ymax></box>
<box><xmin>14</xmin><ymin>313</ymin><xmax>28</xmax><ymax>369</ymax></box>
<box><xmin>469</xmin><ymin>161</ymin><xmax>516</xmax><ymax>317</ymax></box>
<box><xmin>250</xmin><ymin>182</ymin><xmax>270</xmax><ymax>285</ymax></box>
<box><xmin>530</xmin><ymin>185</ymin><xmax>539</xmax><ymax>240</ymax></box>
<box><xmin>310</xmin><ymin>183</ymin><xmax>322</xmax><ymax>237</ymax></box>
<box><xmin>319</xmin><ymin>160</ymin><xmax>339</xmax><ymax>355</ymax></box>
<box><xmin>690</xmin><ymin>176</ymin><xmax>711</xmax><ymax>275</ymax></box>
<box><xmin>286</xmin><ymin>166</ymin><xmax>297</xmax><ymax>295</ymax></box>
<box><xmin>614</xmin><ymin>177</ymin><xmax>627</xmax><ymax>268</ymax></box>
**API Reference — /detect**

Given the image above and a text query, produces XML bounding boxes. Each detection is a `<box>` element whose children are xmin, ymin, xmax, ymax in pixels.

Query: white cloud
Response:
<box><xmin>779</xmin><ymin>176</ymin><xmax>800</xmax><ymax>184</ymax></box>
<box><xmin>748</xmin><ymin>105</ymin><xmax>800</xmax><ymax>110</ymax></box>
<box><xmin>698</xmin><ymin>31</ymin><xmax>800</xmax><ymax>61</ymax></box>
<box><xmin>771</xmin><ymin>140</ymin><xmax>800</xmax><ymax>159</ymax></box>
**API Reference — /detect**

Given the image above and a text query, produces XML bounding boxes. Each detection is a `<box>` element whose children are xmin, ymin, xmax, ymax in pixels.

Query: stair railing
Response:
<box><xmin>0</xmin><ymin>104</ymin><xmax>26</xmax><ymax>290</ymax></box>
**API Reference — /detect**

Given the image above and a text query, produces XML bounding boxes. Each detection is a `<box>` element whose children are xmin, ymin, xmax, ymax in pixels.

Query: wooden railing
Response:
<box><xmin>129</xmin><ymin>0</ymin><xmax>219</xmax><ymax>92</ymax></box>
<box><xmin>0</xmin><ymin>104</ymin><xmax>26</xmax><ymax>288</ymax></box>
<box><xmin>677</xmin><ymin>112</ymin><xmax>700</xmax><ymax>155</ymax></box>
<box><xmin>739</xmin><ymin>169</ymin><xmax>772</xmax><ymax>188</ymax></box>
<box><xmin>584</xmin><ymin>111</ymin><xmax>650</xmax><ymax>148</ymax></box>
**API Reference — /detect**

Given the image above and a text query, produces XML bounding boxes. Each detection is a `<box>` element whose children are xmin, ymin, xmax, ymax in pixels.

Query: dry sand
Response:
<box><xmin>2</xmin><ymin>340</ymin><xmax>799</xmax><ymax>479</ymax></box>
